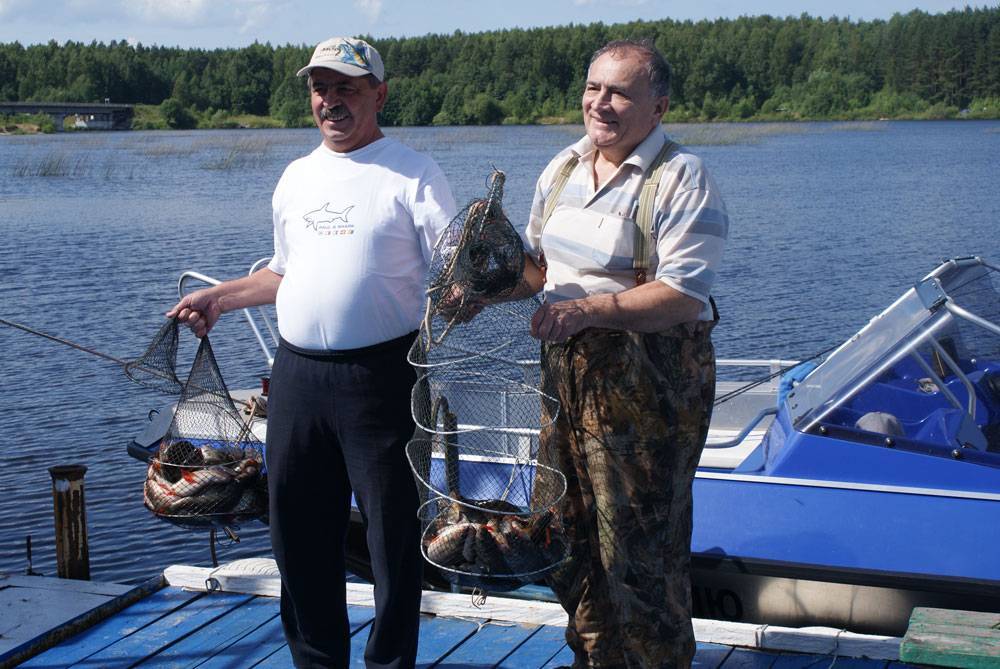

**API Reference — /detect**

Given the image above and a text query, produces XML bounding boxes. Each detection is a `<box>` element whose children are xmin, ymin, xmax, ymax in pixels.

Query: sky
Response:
<box><xmin>0</xmin><ymin>0</ymin><xmax>990</xmax><ymax>49</ymax></box>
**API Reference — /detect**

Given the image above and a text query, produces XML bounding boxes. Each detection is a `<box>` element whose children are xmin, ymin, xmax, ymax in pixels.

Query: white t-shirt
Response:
<box><xmin>267</xmin><ymin>137</ymin><xmax>456</xmax><ymax>350</ymax></box>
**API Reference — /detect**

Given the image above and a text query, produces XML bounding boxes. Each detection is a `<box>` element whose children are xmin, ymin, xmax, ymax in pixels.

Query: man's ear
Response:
<box><xmin>375</xmin><ymin>81</ymin><xmax>388</xmax><ymax>112</ymax></box>
<box><xmin>655</xmin><ymin>95</ymin><xmax>670</xmax><ymax>118</ymax></box>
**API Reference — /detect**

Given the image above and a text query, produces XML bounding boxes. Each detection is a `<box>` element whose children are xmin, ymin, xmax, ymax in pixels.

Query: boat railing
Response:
<box><xmin>177</xmin><ymin>263</ymin><xmax>799</xmax><ymax>458</ymax></box>
<box><xmin>177</xmin><ymin>258</ymin><xmax>278</xmax><ymax>368</ymax></box>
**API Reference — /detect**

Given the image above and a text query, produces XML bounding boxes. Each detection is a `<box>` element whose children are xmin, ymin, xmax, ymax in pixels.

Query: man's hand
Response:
<box><xmin>166</xmin><ymin>288</ymin><xmax>222</xmax><ymax>338</ymax></box>
<box><xmin>437</xmin><ymin>285</ymin><xmax>486</xmax><ymax>324</ymax></box>
<box><xmin>530</xmin><ymin>299</ymin><xmax>592</xmax><ymax>342</ymax></box>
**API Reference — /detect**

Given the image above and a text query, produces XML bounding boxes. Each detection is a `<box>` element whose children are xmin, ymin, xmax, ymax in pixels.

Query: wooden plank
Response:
<box><xmin>908</xmin><ymin>620</ymin><xmax>1000</xmax><ymax>642</ymax></box>
<box><xmin>165</xmin><ymin>564</ymin><xmax>569</xmax><ymax>626</ymax></box>
<box><xmin>407</xmin><ymin>615</ymin><xmax>480</xmax><ymax>668</ymax></box>
<box><xmin>436</xmin><ymin>621</ymin><xmax>539</xmax><ymax>667</ymax></box>
<box><xmin>253</xmin><ymin>604</ymin><xmax>374</xmax><ymax>669</ymax></box>
<box><xmin>760</xmin><ymin>626</ymin><xmax>899</xmax><ymax>661</ymax></box>
<box><xmin>18</xmin><ymin>585</ymin><xmax>198</xmax><ymax>668</ymax></box>
<box><xmin>720</xmin><ymin>648</ymin><xmax>779</xmax><ymax>668</ymax></box>
<box><xmin>134</xmin><ymin>596</ymin><xmax>280</xmax><ymax>668</ymax></box>
<box><xmin>901</xmin><ymin>631</ymin><xmax>1000</xmax><ymax>669</ymax></box>
<box><xmin>694</xmin><ymin>642</ymin><xmax>734</xmax><ymax>669</ymax></box>
<box><xmin>195</xmin><ymin>615</ymin><xmax>286</xmax><ymax>669</ymax></box>
<box><xmin>0</xmin><ymin>575</ymin><xmax>132</xmax><ymax>598</ymax></box>
<box><xmin>539</xmin><ymin>644</ymin><xmax>573</xmax><ymax>669</ymax></box>
<box><xmin>68</xmin><ymin>592</ymin><xmax>253</xmax><ymax>668</ymax></box>
<box><xmin>909</xmin><ymin>607</ymin><xmax>1000</xmax><ymax>628</ymax></box>
<box><xmin>496</xmin><ymin>625</ymin><xmax>567</xmax><ymax>669</ymax></box>
<box><xmin>770</xmin><ymin>654</ymin><xmax>888</xmax><ymax>668</ymax></box>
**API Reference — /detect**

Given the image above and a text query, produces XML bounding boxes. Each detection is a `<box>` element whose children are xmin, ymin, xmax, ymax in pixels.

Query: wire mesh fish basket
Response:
<box><xmin>406</xmin><ymin>430</ymin><xmax>567</xmax><ymax>591</ymax></box>
<box><xmin>138</xmin><ymin>322</ymin><xmax>268</xmax><ymax>529</ymax></box>
<box><xmin>406</xmin><ymin>168</ymin><xmax>567</xmax><ymax>590</ymax></box>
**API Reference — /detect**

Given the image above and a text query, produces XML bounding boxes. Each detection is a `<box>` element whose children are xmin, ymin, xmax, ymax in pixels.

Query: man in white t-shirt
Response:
<box><xmin>168</xmin><ymin>37</ymin><xmax>456</xmax><ymax>669</ymax></box>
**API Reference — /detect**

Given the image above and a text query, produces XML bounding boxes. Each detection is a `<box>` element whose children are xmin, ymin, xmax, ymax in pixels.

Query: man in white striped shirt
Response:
<box><xmin>519</xmin><ymin>39</ymin><xmax>729</xmax><ymax>669</ymax></box>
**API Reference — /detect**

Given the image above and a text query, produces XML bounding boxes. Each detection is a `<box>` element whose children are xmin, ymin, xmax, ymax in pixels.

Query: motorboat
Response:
<box><xmin>129</xmin><ymin>256</ymin><xmax>1000</xmax><ymax>636</ymax></box>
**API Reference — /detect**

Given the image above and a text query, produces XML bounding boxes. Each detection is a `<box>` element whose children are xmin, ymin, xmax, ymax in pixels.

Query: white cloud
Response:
<box><xmin>355</xmin><ymin>0</ymin><xmax>383</xmax><ymax>22</ymax></box>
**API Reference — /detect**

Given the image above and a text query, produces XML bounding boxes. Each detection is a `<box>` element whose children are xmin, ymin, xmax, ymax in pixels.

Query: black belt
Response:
<box><xmin>278</xmin><ymin>331</ymin><xmax>416</xmax><ymax>361</ymax></box>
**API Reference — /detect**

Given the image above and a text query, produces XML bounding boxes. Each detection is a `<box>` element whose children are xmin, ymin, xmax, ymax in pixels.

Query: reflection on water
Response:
<box><xmin>0</xmin><ymin>121</ymin><xmax>997</xmax><ymax>582</ymax></box>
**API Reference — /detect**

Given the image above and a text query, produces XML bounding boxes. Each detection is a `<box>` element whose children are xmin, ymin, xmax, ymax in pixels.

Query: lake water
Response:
<box><xmin>0</xmin><ymin>121</ymin><xmax>997</xmax><ymax>584</ymax></box>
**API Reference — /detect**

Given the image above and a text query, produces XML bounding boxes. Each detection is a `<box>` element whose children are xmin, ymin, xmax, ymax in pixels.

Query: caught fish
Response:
<box><xmin>464</xmin><ymin>525</ymin><xmax>504</xmax><ymax>573</ymax></box>
<box><xmin>426</xmin><ymin>521</ymin><xmax>476</xmax><ymax>566</ymax></box>
<box><xmin>176</xmin><ymin>466</ymin><xmax>234</xmax><ymax>497</ymax></box>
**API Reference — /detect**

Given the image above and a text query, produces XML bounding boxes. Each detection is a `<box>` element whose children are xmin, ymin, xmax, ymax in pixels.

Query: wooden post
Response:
<box><xmin>48</xmin><ymin>464</ymin><xmax>90</xmax><ymax>580</ymax></box>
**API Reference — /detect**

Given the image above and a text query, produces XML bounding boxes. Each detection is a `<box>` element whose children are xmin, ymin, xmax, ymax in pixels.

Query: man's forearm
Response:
<box><xmin>215</xmin><ymin>268</ymin><xmax>283</xmax><ymax>314</ymax></box>
<box><xmin>581</xmin><ymin>280</ymin><xmax>704</xmax><ymax>333</ymax></box>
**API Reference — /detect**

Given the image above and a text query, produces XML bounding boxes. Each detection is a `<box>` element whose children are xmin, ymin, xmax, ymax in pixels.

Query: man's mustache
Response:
<box><xmin>321</xmin><ymin>106</ymin><xmax>348</xmax><ymax>121</ymax></box>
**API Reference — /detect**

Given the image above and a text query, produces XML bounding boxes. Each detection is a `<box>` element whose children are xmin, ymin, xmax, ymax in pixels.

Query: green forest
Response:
<box><xmin>2</xmin><ymin>6</ymin><xmax>1000</xmax><ymax>130</ymax></box>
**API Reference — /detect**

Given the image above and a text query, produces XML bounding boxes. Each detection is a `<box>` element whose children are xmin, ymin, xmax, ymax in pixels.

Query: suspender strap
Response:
<box><xmin>539</xmin><ymin>138</ymin><xmax>677</xmax><ymax>285</ymax></box>
<box><xmin>541</xmin><ymin>155</ymin><xmax>579</xmax><ymax>228</ymax></box>
<box><xmin>633</xmin><ymin>139</ymin><xmax>677</xmax><ymax>285</ymax></box>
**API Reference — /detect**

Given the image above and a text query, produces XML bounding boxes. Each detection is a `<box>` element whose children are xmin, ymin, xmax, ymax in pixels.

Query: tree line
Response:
<box><xmin>1</xmin><ymin>7</ymin><xmax>999</xmax><ymax>128</ymax></box>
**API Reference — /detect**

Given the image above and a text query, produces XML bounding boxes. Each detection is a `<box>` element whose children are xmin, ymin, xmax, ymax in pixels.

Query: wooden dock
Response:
<box><xmin>2</xmin><ymin>559</ymin><xmax>923</xmax><ymax>668</ymax></box>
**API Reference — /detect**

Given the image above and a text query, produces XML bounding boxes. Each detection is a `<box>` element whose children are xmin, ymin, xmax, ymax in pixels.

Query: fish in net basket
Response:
<box><xmin>136</xmin><ymin>321</ymin><xmax>268</xmax><ymax>530</ymax></box>
<box><xmin>413</xmin><ymin>168</ymin><xmax>536</xmax><ymax>365</ymax></box>
<box><xmin>406</xmin><ymin>167</ymin><xmax>568</xmax><ymax>591</ymax></box>
<box><xmin>407</xmin><ymin>427</ymin><xmax>568</xmax><ymax>592</ymax></box>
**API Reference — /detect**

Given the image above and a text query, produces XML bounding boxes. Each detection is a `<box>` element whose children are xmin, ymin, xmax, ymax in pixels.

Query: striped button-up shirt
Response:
<box><xmin>524</xmin><ymin>129</ymin><xmax>728</xmax><ymax>321</ymax></box>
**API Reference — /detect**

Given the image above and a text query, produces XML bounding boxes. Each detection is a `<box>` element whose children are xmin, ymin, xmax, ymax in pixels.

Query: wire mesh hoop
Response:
<box><xmin>405</xmin><ymin>436</ymin><xmax>565</xmax><ymax>508</ymax></box>
<box><xmin>142</xmin><ymin>334</ymin><xmax>269</xmax><ymax>529</ymax></box>
<box><xmin>417</xmin><ymin>498</ymin><xmax>568</xmax><ymax>591</ymax></box>
<box><xmin>411</xmin><ymin>368</ymin><xmax>559</xmax><ymax>434</ymax></box>
<box><xmin>143</xmin><ymin>439</ymin><xmax>267</xmax><ymax>530</ymax></box>
<box><xmin>409</xmin><ymin>297</ymin><xmax>542</xmax><ymax>369</ymax></box>
<box><xmin>125</xmin><ymin>317</ymin><xmax>183</xmax><ymax>395</ymax></box>
<box><xmin>405</xmin><ymin>436</ymin><xmax>568</xmax><ymax>590</ymax></box>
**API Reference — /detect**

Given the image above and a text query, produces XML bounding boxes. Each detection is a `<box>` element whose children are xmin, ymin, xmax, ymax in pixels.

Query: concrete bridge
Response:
<box><xmin>0</xmin><ymin>101</ymin><xmax>134</xmax><ymax>130</ymax></box>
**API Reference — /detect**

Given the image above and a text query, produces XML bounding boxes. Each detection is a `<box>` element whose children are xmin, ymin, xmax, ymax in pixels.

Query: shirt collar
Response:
<box><xmin>569</xmin><ymin>128</ymin><xmax>669</xmax><ymax>173</ymax></box>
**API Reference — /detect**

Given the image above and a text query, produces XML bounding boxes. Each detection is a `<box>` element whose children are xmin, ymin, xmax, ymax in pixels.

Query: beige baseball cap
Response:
<box><xmin>296</xmin><ymin>36</ymin><xmax>385</xmax><ymax>81</ymax></box>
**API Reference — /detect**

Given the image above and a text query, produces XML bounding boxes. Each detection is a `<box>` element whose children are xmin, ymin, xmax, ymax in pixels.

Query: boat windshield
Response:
<box><xmin>789</xmin><ymin>258</ymin><xmax>1000</xmax><ymax>435</ymax></box>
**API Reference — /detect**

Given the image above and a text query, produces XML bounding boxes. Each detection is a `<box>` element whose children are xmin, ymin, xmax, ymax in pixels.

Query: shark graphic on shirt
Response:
<box><xmin>303</xmin><ymin>203</ymin><xmax>355</xmax><ymax>230</ymax></box>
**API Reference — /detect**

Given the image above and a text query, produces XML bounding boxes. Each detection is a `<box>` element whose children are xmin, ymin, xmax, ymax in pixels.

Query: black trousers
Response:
<box><xmin>266</xmin><ymin>334</ymin><xmax>422</xmax><ymax>669</ymax></box>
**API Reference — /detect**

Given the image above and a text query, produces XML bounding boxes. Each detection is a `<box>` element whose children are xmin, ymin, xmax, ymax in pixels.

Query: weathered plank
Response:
<box><xmin>540</xmin><ymin>644</ymin><xmax>574</xmax><ymax>668</ymax></box>
<box><xmin>900</xmin><ymin>606</ymin><xmax>1000</xmax><ymax>669</ymax></box>
<box><xmin>901</xmin><ymin>632</ymin><xmax>1000</xmax><ymax>669</ymax></box>
<box><xmin>134</xmin><ymin>596</ymin><xmax>280</xmax><ymax>668</ymax></box>
<box><xmin>68</xmin><ymin>592</ymin><xmax>253</xmax><ymax>668</ymax></box>
<box><xmin>909</xmin><ymin>607</ymin><xmax>1000</xmax><ymax>628</ymax></box>
<box><xmin>195</xmin><ymin>615</ymin><xmax>287</xmax><ymax>669</ymax></box>
<box><xmin>1</xmin><ymin>578</ymin><xmax>138</xmax><ymax>660</ymax></box>
<box><xmin>694</xmin><ymin>642</ymin><xmax>734</xmax><ymax>668</ymax></box>
<box><xmin>436</xmin><ymin>620</ymin><xmax>539</xmax><ymax>666</ymax></box>
<box><xmin>496</xmin><ymin>625</ymin><xmax>567</xmax><ymax>669</ymax></box>
<box><xmin>0</xmin><ymin>575</ymin><xmax>132</xmax><ymax>598</ymax></box>
<box><xmin>720</xmin><ymin>648</ymin><xmax>779</xmax><ymax>668</ymax></box>
<box><xmin>18</xmin><ymin>586</ymin><xmax>199</xmax><ymax>668</ymax></box>
<box><xmin>253</xmin><ymin>604</ymin><xmax>375</xmax><ymax>668</ymax></box>
<box><xmin>770</xmin><ymin>654</ymin><xmax>888</xmax><ymax>668</ymax></box>
<box><xmin>410</xmin><ymin>615</ymin><xmax>480</xmax><ymax>668</ymax></box>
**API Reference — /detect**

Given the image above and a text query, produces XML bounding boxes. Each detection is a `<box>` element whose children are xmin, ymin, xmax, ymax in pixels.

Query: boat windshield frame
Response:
<box><xmin>790</xmin><ymin>257</ymin><xmax>1000</xmax><ymax>434</ymax></box>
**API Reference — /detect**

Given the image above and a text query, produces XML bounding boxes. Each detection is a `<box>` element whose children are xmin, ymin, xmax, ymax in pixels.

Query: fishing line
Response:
<box><xmin>0</xmin><ymin>315</ymin><xmax>130</xmax><ymax>366</ymax></box>
<box><xmin>713</xmin><ymin>343</ymin><xmax>839</xmax><ymax>407</ymax></box>
<box><xmin>0</xmin><ymin>315</ymin><xmax>247</xmax><ymax>407</ymax></box>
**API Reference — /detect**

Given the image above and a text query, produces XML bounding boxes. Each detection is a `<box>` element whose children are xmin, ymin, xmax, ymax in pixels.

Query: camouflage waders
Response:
<box><xmin>540</xmin><ymin>319</ymin><xmax>716</xmax><ymax>669</ymax></box>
